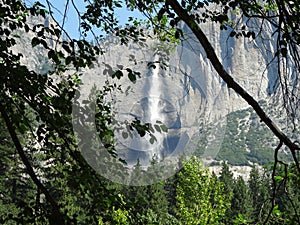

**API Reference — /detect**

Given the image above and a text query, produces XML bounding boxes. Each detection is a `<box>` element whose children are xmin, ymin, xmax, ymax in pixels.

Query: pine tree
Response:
<box><xmin>122</xmin><ymin>158</ymin><xmax>177</xmax><ymax>224</ymax></box>
<box><xmin>232</xmin><ymin>176</ymin><xmax>252</xmax><ymax>221</ymax></box>
<box><xmin>219</xmin><ymin>162</ymin><xmax>234</xmax><ymax>223</ymax></box>
<box><xmin>271</xmin><ymin>164</ymin><xmax>300</xmax><ymax>224</ymax></box>
<box><xmin>248</xmin><ymin>166</ymin><xmax>271</xmax><ymax>223</ymax></box>
<box><xmin>219</xmin><ymin>162</ymin><xmax>234</xmax><ymax>194</ymax></box>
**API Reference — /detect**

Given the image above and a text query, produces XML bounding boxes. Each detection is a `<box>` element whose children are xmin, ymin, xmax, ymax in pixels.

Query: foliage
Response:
<box><xmin>175</xmin><ymin>157</ymin><xmax>230</xmax><ymax>225</ymax></box>
<box><xmin>1</xmin><ymin>0</ymin><xmax>300</xmax><ymax>224</ymax></box>
<box><xmin>196</xmin><ymin>105</ymin><xmax>292</xmax><ymax>166</ymax></box>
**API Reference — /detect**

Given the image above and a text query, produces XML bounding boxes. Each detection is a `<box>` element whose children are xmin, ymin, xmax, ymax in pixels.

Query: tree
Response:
<box><xmin>0</xmin><ymin>117</ymin><xmax>39</xmax><ymax>224</ymax></box>
<box><xmin>175</xmin><ymin>156</ymin><xmax>230</xmax><ymax>224</ymax></box>
<box><xmin>0</xmin><ymin>1</ymin><xmax>132</xmax><ymax>223</ymax></box>
<box><xmin>219</xmin><ymin>162</ymin><xmax>234</xmax><ymax>223</ymax></box>
<box><xmin>219</xmin><ymin>162</ymin><xmax>234</xmax><ymax>195</ymax></box>
<box><xmin>266</xmin><ymin>162</ymin><xmax>300</xmax><ymax>224</ymax></box>
<box><xmin>248</xmin><ymin>166</ymin><xmax>271</xmax><ymax>223</ymax></box>
<box><xmin>231</xmin><ymin>176</ymin><xmax>252</xmax><ymax>223</ymax></box>
<box><xmin>120</xmin><ymin>158</ymin><xmax>178</xmax><ymax>225</ymax></box>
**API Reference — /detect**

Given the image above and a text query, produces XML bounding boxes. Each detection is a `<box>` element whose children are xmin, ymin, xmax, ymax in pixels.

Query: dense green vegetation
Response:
<box><xmin>2</xmin><ymin>126</ymin><xmax>299</xmax><ymax>225</ymax></box>
<box><xmin>1</xmin><ymin>0</ymin><xmax>300</xmax><ymax>224</ymax></box>
<box><xmin>1</xmin><ymin>110</ymin><xmax>299</xmax><ymax>223</ymax></box>
<box><xmin>195</xmin><ymin>102</ymin><xmax>294</xmax><ymax>166</ymax></box>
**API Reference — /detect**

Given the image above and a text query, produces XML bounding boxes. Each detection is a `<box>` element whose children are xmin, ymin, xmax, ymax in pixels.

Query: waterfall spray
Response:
<box><xmin>146</xmin><ymin>54</ymin><xmax>165</xmax><ymax>162</ymax></box>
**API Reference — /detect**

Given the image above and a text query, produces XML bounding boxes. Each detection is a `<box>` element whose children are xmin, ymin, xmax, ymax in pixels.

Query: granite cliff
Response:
<box><xmin>13</xmin><ymin>15</ymin><xmax>290</xmax><ymax>170</ymax></box>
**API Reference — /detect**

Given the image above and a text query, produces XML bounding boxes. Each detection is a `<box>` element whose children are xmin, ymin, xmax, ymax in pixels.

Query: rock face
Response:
<box><xmin>74</xmin><ymin>11</ymin><xmax>288</xmax><ymax>168</ymax></box>
<box><xmin>14</xmin><ymin>14</ymin><xmax>284</xmax><ymax>169</ymax></box>
<box><xmin>180</xmin><ymin>16</ymin><xmax>279</xmax><ymax>119</ymax></box>
<box><xmin>12</xmin><ymin>16</ymin><xmax>56</xmax><ymax>73</ymax></box>
<box><xmin>78</xmin><ymin>38</ymin><xmax>206</xmax><ymax>166</ymax></box>
<box><xmin>17</xmin><ymin>15</ymin><xmax>279</xmax><ymax>122</ymax></box>
<box><xmin>76</xmin><ymin>15</ymin><xmax>282</xmax><ymax>166</ymax></box>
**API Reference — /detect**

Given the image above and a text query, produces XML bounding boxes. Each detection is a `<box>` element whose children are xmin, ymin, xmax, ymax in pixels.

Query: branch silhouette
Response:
<box><xmin>167</xmin><ymin>0</ymin><xmax>300</xmax><ymax>174</ymax></box>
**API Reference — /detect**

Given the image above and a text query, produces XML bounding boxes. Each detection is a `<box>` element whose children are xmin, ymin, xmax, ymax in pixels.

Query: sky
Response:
<box><xmin>36</xmin><ymin>0</ymin><xmax>144</xmax><ymax>39</ymax></box>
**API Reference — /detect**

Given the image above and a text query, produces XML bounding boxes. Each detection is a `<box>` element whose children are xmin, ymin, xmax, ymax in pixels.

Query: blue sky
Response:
<box><xmin>36</xmin><ymin>0</ymin><xmax>144</xmax><ymax>39</ymax></box>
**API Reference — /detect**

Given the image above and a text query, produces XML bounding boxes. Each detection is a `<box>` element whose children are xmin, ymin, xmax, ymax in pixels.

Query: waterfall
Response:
<box><xmin>127</xmin><ymin>54</ymin><xmax>166</xmax><ymax>166</ymax></box>
<box><xmin>146</xmin><ymin>54</ymin><xmax>165</xmax><ymax>161</ymax></box>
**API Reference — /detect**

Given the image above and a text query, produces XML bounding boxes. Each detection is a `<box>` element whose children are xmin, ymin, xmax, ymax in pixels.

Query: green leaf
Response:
<box><xmin>40</xmin><ymin>39</ymin><xmax>48</xmax><ymax>49</ymax></box>
<box><xmin>112</xmin><ymin>70</ymin><xmax>123</xmax><ymax>79</ymax></box>
<box><xmin>128</xmin><ymin>72</ymin><xmax>136</xmax><ymax>83</ymax></box>
<box><xmin>118</xmin><ymin>158</ymin><xmax>127</xmax><ymax>164</ymax></box>
<box><xmin>117</xmin><ymin>64</ymin><xmax>124</xmax><ymax>69</ymax></box>
<box><xmin>62</xmin><ymin>44</ymin><xmax>71</xmax><ymax>53</ymax></box>
<box><xmin>31</xmin><ymin>37</ymin><xmax>40</xmax><ymax>47</ymax></box>
<box><xmin>48</xmin><ymin>49</ymin><xmax>59</xmax><ymax>64</ymax></box>
<box><xmin>160</xmin><ymin>124</ymin><xmax>168</xmax><ymax>132</ymax></box>
<box><xmin>275</xmin><ymin>175</ymin><xmax>283</xmax><ymax>181</ymax></box>
<box><xmin>157</xmin><ymin>8</ymin><xmax>165</xmax><ymax>21</ymax></box>
<box><xmin>122</xmin><ymin>131</ymin><xmax>128</xmax><ymax>139</ymax></box>
<box><xmin>230</xmin><ymin>31</ymin><xmax>236</xmax><ymax>37</ymax></box>
<box><xmin>154</xmin><ymin>124</ymin><xmax>161</xmax><ymax>133</ymax></box>
<box><xmin>19</xmin><ymin>124</ymin><xmax>27</xmax><ymax>134</ymax></box>
<box><xmin>65</xmin><ymin>56</ymin><xmax>73</xmax><ymax>65</ymax></box>
<box><xmin>149</xmin><ymin>136</ymin><xmax>156</xmax><ymax>144</ymax></box>
<box><xmin>34</xmin><ymin>1</ymin><xmax>45</xmax><ymax>8</ymax></box>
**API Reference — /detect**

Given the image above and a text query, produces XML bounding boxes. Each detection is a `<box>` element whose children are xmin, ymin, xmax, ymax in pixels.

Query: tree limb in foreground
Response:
<box><xmin>0</xmin><ymin>101</ymin><xmax>69</xmax><ymax>225</ymax></box>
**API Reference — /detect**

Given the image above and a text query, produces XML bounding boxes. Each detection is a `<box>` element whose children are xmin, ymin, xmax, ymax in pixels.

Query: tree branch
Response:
<box><xmin>263</xmin><ymin>141</ymin><xmax>284</xmax><ymax>224</ymax></box>
<box><xmin>0</xmin><ymin>101</ymin><xmax>68</xmax><ymax>224</ymax></box>
<box><xmin>167</xmin><ymin>0</ymin><xmax>300</xmax><ymax>174</ymax></box>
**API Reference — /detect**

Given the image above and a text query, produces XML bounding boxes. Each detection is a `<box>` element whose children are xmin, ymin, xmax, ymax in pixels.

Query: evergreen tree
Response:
<box><xmin>0</xmin><ymin>117</ymin><xmax>42</xmax><ymax>224</ymax></box>
<box><xmin>219</xmin><ymin>162</ymin><xmax>234</xmax><ymax>194</ymax></box>
<box><xmin>248</xmin><ymin>166</ymin><xmax>271</xmax><ymax>223</ymax></box>
<box><xmin>231</xmin><ymin>176</ymin><xmax>252</xmax><ymax>222</ymax></box>
<box><xmin>219</xmin><ymin>162</ymin><xmax>234</xmax><ymax>223</ymax></box>
<box><xmin>122</xmin><ymin>158</ymin><xmax>177</xmax><ymax>224</ymax></box>
<box><xmin>271</xmin><ymin>164</ymin><xmax>300</xmax><ymax>224</ymax></box>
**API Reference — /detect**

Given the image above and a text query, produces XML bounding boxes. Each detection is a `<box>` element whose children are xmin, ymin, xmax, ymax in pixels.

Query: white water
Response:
<box><xmin>146</xmin><ymin>55</ymin><xmax>165</xmax><ymax>161</ymax></box>
<box><xmin>125</xmin><ymin>55</ymin><xmax>166</xmax><ymax>166</ymax></box>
